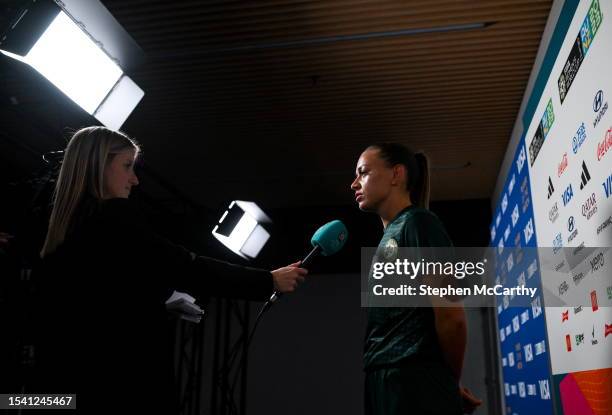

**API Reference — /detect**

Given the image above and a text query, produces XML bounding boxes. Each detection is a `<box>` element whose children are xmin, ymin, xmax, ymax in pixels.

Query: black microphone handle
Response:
<box><xmin>268</xmin><ymin>245</ymin><xmax>321</xmax><ymax>303</ymax></box>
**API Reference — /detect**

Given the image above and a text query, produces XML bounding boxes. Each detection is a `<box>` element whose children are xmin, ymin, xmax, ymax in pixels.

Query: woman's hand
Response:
<box><xmin>271</xmin><ymin>261</ymin><xmax>308</xmax><ymax>293</ymax></box>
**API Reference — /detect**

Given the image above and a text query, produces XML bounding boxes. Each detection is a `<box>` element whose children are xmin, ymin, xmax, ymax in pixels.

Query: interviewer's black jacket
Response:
<box><xmin>33</xmin><ymin>197</ymin><xmax>273</xmax><ymax>413</ymax></box>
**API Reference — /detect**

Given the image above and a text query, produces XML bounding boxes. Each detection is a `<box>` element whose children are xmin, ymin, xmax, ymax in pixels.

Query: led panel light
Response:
<box><xmin>0</xmin><ymin>6</ymin><xmax>144</xmax><ymax>129</ymax></box>
<box><xmin>94</xmin><ymin>75</ymin><xmax>144</xmax><ymax>130</ymax></box>
<box><xmin>25</xmin><ymin>11</ymin><xmax>122</xmax><ymax>114</ymax></box>
<box><xmin>212</xmin><ymin>201</ymin><xmax>272</xmax><ymax>260</ymax></box>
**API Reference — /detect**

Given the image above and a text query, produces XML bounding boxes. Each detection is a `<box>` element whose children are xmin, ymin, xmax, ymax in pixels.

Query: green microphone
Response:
<box><xmin>269</xmin><ymin>220</ymin><xmax>348</xmax><ymax>303</ymax></box>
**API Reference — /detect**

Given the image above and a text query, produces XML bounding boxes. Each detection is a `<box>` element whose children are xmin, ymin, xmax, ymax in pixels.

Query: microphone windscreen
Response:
<box><xmin>311</xmin><ymin>220</ymin><xmax>348</xmax><ymax>256</ymax></box>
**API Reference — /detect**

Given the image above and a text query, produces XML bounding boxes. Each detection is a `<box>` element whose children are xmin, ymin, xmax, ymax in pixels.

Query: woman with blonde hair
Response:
<box><xmin>35</xmin><ymin>126</ymin><xmax>306</xmax><ymax>413</ymax></box>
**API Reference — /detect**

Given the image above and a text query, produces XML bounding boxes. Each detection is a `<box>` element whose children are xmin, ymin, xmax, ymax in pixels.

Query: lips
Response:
<box><xmin>355</xmin><ymin>193</ymin><xmax>364</xmax><ymax>202</ymax></box>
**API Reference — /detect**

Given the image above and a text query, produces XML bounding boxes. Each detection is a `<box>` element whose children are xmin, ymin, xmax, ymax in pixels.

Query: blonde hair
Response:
<box><xmin>40</xmin><ymin>126</ymin><xmax>139</xmax><ymax>257</ymax></box>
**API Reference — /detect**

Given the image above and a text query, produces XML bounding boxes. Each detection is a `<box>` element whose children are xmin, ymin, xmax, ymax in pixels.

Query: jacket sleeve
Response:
<box><xmin>103</xmin><ymin>199</ymin><xmax>274</xmax><ymax>301</ymax></box>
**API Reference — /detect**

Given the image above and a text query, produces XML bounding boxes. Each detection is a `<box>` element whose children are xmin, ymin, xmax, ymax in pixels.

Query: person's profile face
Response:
<box><xmin>103</xmin><ymin>149</ymin><xmax>139</xmax><ymax>199</ymax></box>
<box><xmin>350</xmin><ymin>149</ymin><xmax>394</xmax><ymax>212</ymax></box>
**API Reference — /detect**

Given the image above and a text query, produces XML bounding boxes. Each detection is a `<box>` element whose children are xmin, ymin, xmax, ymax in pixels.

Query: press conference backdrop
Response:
<box><xmin>490</xmin><ymin>1</ymin><xmax>612</xmax><ymax>414</ymax></box>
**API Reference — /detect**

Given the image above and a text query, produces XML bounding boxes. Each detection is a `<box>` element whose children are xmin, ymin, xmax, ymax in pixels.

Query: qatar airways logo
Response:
<box><xmin>582</xmin><ymin>193</ymin><xmax>597</xmax><ymax>220</ymax></box>
<box><xmin>598</xmin><ymin>128</ymin><xmax>612</xmax><ymax>161</ymax></box>
<box><xmin>558</xmin><ymin>153</ymin><xmax>568</xmax><ymax>177</ymax></box>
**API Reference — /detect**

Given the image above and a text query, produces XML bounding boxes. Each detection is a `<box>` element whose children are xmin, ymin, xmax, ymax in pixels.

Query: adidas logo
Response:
<box><xmin>580</xmin><ymin>161</ymin><xmax>591</xmax><ymax>190</ymax></box>
<box><xmin>547</xmin><ymin>177</ymin><xmax>554</xmax><ymax>199</ymax></box>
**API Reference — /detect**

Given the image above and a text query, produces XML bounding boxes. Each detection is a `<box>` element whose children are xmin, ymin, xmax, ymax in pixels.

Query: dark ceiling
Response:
<box><xmin>1</xmin><ymin>0</ymin><xmax>553</xmax><ymax>212</ymax></box>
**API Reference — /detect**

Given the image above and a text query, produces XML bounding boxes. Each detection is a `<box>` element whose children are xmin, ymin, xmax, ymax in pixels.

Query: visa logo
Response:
<box><xmin>604</xmin><ymin>173</ymin><xmax>612</xmax><ymax>199</ymax></box>
<box><xmin>562</xmin><ymin>184</ymin><xmax>574</xmax><ymax>206</ymax></box>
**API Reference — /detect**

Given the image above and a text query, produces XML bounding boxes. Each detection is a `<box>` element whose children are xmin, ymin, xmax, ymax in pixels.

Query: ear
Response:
<box><xmin>391</xmin><ymin>164</ymin><xmax>407</xmax><ymax>186</ymax></box>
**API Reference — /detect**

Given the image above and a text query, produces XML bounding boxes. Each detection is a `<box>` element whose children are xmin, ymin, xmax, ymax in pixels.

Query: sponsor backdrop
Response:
<box><xmin>492</xmin><ymin>1</ymin><xmax>612</xmax><ymax>414</ymax></box>
<box><xmin>491</xmin><ymin>138</ymin><xmax>554</xmax><ymax>415</ymax></box>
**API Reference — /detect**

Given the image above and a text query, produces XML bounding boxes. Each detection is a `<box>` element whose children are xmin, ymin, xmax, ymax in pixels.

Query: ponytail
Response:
<box><xmin>413</xmin><ymin>152</ymin><xmax>430</xmax><ymax>209</ymax></box>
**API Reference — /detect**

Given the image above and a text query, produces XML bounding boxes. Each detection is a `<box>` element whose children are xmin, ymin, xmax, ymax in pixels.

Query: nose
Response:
<box><xmin>130</xmin><ymin>172</ymin><xmax>139</xmax><ymax>186</ymax></box>
<box><xmin>351</xmin><ymin>176</ymin><xmax>360</xmax><ymax>191</ymax></box>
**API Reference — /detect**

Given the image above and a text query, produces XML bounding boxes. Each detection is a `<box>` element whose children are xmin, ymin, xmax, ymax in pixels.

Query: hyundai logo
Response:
<box><xmin>594</xmin><ymin>90</ymin><xmax>604</xmax><ymax>112</ymax></box>
<box><xmin>568</xmin><ymin>216</ymin><xmax>575</xmax><ymax>232</ymax></box>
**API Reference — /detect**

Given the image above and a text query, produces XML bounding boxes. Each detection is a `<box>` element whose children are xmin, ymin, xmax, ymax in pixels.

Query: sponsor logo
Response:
<box><xmin>603</xmin><ymin>172</ymin><xmax>612</xmax><ymax>198</ymax></box>
<box><xmin>504</xmin><ymin>225</ymin><xmax>511</xmax><ymax>243</ymax></box>
<box><xmin>490</xmin><ymin>225</ymin><xmax>496</xmax><ymax>241</ymax></box>
<box><xmin>514</xmin><ymin>232</ymin><xmax>521</xmax><ymax>247</ymax></box>
<box><xmin>606</xmin><ymin>323</ymin><xmax>612</xmax><ymax>337</ymax></box>
<box><xmin>593</xmin><ymin>91</ymin><xmax>608</xmax><ymax>129</ymax></box>
<box><xmin>518</xmin><ymin>272</ymin><xmax>526</xmax><ymax>288</ymax></box>
<box><xmin>572</xmin><ymin>122</ymin><xmax>587</xmax><ymax>154</ymax></box>
<box><xmin>501</xmin><ymin>193</ymin><xmax>508</xmax><ymax>214</ymax></box>
<box><xmin>558</xmin><ymin>153</ymin><xmax>568</xmax><ymax>177</ymax></box>
<box><xmin>607</xmin><ymin>286</ymin><xmax>612</xmax><ymax>300</ymax></box>
<box><xmin>505</xmin><ymin>383</ymin><xmax>510</xmax><ymax>397</ymax></box>
<box><xmin>513</xmin><ymin>315</ymin><xmax>520</xmax><ymax>333</ymax></box>
<box><xmin>521</xmin><ymin>177</ymin><xmax>530</xmax><ymax>213</ymax></box>
<box><xmin>580</xmin><ymin>161</ymin><xmax>591</xmax><ymax>190</ymax></box>
<box><xmin>529</xmin><ymin>99</ymin><xmax>555</xmax><ymax>166</ymax></box>
<box><xmin>496</xmin><ymin>213</ymin><xmax>501</xmax><ymax>228</ymax></box>
<box><xmin>575</xmin><ymin>333</ymin><xmax>585</xmax><ymax>346</ymax></box>
<box><xmin>590</xmin><ymin>252</ymin><xmax>604</xmax><ymax>272</ymax></box>
<box><xmin>574</xmin><ymin>306</ymin><xmax>583</xmax><ymax>314</ymax></box>
<box><xmin>573</xmin><ymin>242</ymin><xmax>585</xmax><ymax>256</ymax></box>
<box><xmin>591</xmin><ymin>290</ymin><xmax>598</xmax><ymax>311</ymax></box>
<box><xmin>531</xmin><ymin>296</ymin><xmax>542</xmax><ymax>318</ymax></box>
<box><xmin>507</xmin><ymin>253</ymin><xmax>514</xmax><ymax>272</ymax></box>
<box><xmin>559</xmin><ymin>281</ymin><xmax>569</xmax><ymax>296</ymax></box>
<box><xmin>597</xmin><ymin>127</ymin><xmax>612</xmax><ymax>161</ymax></box>
<box><xmin>591</xmin><ymin>325</ymin><xmax>598</xmax><ymax>345</ymax></box>
<box><xmin>527</xmin><ymin>259</ymin><xmax>538</xmax><ymax>279</ymax></box>
<box><xmin>523</xmin><ymin>219</ymin><xmax>534</xmax><ymax>244</ymax></box>
<box><xmin>553</xmin><ymin>233</ymin><xmax>563</xmax><ymax>254</ymax></box>
<box><xmin>567</xmin><ymin>216</ymin><xmax>578</xmax><ymax>243</ymax></box>
<box><xmin>511</xmin><ymin>205</ymin><xmax>519</xmax><ymax>228</ymax></box>
<box><xmin>502</xmin><ymin>357</ymin><xmax>507</xmax><ymax>367</ymax></box>
<box><xmin>509</xmin><ymin>174</ymin><xmax>516</xmax><ymax>194</ymax></box>
<box><xmin>562</xmin><ymin>310</ymin><xmax>569</xmax><ymax>322</ymax></box>
<box><xmin>582</xmin><ymin>193</ymin><xmax>597</xmax><ymax>219</ymax></box>
<box><xmin>562</xmin><ymin>184</ymin><xmax>574</xmax><ymax>206</ymax></box>
<box><xmin>558</xmin><ymin>0</ymin><xmax>602</xmax><ymax>103</ymax></box>
<box><xmin>521</xmin><ymin>309</ymin><xmax>529</xmax><ymax>324</ymax></box>
<box><xmin>572</xmin><ymin>272</ymin><xmax>584</xmax><ymax>286</ymax></box>
<box><xmin>594</xmin><ymin>90</ymin><xmax>604</xmax><ymax>112</ymax></box>
<box><xmin>519</xmin><ymin>382</ymin><xmax>526</xmax><ymax>398</ymax></box>
<box><xmin>555</xmin><ymin>260</ymin><xmax>565</xmax><ymax>272</ymax></box>
<box><xmin>597</xmin><ymin>216</ymin><xmax>612</xmax><ymax>235</ymax></box>
<box><xmin>517</xmin><ymin>145</ymin><xmax>526</xmax><ymax>172</ymax></box>
<box><xmin>539</xmin><ymin>380</ymin><xmax>550</xmax><ymax>400</ymax></box>
<box><xmin>535</xmin><ymin>341</ymin><xmax>546</xmax><ymax>356</ymax></box>
<box><xmin>508</xmin><ymin>352</ymin><xmax>515</xmax><ymax>367</ymax></box>
<box><xmin>500</xmin><ymin>329</ymin><xmax>505</xmax><ymax>342</ymax></box>
<box><xmin>547</xmin><ymin>176</ymin><xmax>555</xmax><ymax>199</ymax></box>
<box><xmin>527</xmin><ymin>384</ymin><xmax>537</xmax><ymax>396</ymax></box>
<box><xmin>549</xmin><ymin>202</ymin><xmax>559</xmax><ymax>223</ymax></box>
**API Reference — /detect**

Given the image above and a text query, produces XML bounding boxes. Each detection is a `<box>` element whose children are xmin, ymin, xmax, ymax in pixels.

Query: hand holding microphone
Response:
<box><xmin>271</xmin><ymin>261</ymin><xmax>308</xmax><ymax>293</ymax></box>
<box><xmin>269</xmin><ymin>219</ymin><xmax>348</xmax><ymax>303</ymax></box>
